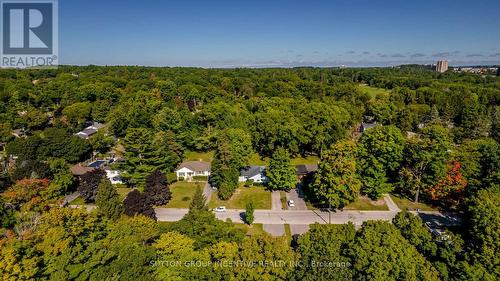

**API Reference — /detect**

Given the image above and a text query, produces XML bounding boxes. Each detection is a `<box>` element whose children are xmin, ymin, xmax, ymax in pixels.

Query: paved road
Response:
<box><xmin>285</xmin><ymin>187</ymin><xmax>307</xmax><ymax>210</ymax></box>
<box><xmin>290</xmin><ymin>224</ymin><xmax>310</xmax><ymax>236</ymax></box>
<box><xmin>154</xmin><ymin>208</ymin><xmax>398</xmax><ymax>225</ymax></box>
<box><xmin>62</xmin><ymin>192</ymin><xmax>80</xmax><ymax>206</ymax></box>
<box><xmin>271</xmin><ymin>191</ymin><xmax>282</xmax><ymax>210</ymax></box>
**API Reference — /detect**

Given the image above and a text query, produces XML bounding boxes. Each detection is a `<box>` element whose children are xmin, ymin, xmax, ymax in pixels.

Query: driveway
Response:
<box><xmin>203</xmin><ymin>182</ymin><xmax>214</xmax><ymax>204</ymax></box>
<box><xmin>271</xmin><ymin>191</ymin><xmax>282</xmax><ymax>210</ymax></box>
<box><xmin>285</xmin><ymin>187</ymin><xmax>307</xmax><ymax>210</ymax></box>
<box><xmin>290</xmin><ymin>224</ymin><xmax>310</xmax><ymax>236</ymax></box>
<box><xmin>383</xmin><ymin>194</ymin><xmax>400</xmax><ymax>212</ymax></box>
<box><xmin>263</xmin><ymin>224</ymin><xmax>285</xmax><ymax>236</ymax></box>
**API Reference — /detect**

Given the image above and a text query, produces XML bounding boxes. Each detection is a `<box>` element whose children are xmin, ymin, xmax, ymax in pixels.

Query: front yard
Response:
<box><xmin>305</xmin><ymin>195</ymin><xmax>389</xmax><ymax>211</ymax></box>
<box><xmin>164</xmin><ymin>182</ymin><xmax>202</xmax><ymax>208</ymax></box>
<box><xmin>343</xmin><ymin>196</ymin><xmax>388</xmax><ymax>211</ymax></box>
<box><xmin>209</xmin><ymin>186</ymin><xmax>272</xmax><ymax>209</ymax></box>
<box><xmin>390</xmin><ymin>194</ymin><xmax>439</xmax><ymax>211</ymax></box>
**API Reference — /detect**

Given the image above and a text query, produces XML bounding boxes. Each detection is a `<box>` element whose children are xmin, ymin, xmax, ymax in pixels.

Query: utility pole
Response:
<box><xmin>328</xmin><ymin>201</ymin><xmax>331</xmax><ymax>224</ymax></box>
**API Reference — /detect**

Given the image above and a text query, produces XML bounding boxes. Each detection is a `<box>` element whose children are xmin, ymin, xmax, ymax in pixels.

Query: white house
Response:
<box><xmin>239</xmin><ymin>166</ymin><xmax>267</xmax><ymax>183</ymax></box>
<box><xmin>175</xmin><ymin>161</ymin><xmax>211</xmax><ymax>181</ymax></box>
<box><xmin>105</xmin><ymin>169</ymin><xmax>124</xmax><ymax>184</ymax></box>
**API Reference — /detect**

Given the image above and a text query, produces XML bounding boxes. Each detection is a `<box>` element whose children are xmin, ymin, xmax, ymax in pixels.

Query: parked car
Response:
<box><xmin>214</xmin><ymin>206</ymin><xmax>226</xmax><ymax>212</ymax></box>
<box><xmin>288</xmin><ymin>200</ymin><xmax>295</xmax><ymax>207</ymax></box>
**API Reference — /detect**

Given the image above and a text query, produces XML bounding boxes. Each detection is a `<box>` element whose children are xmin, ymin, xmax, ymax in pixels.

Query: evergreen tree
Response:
<box><xmin>190</xmin><ymin>185</ymin><xmax>207</xmax><ymax>211</ymax></box>
<box><xmin>266</xmin><ymin>147</ymin><xmax>297</xmax><ymax>191</ymax></box>
<box><xmin>95</xmin><ymin>178</ymin><xmax>124</xmax><ymax>220</ymax></box>
<box><xmin>245</xmin><ymin>202</ymin><xmax>254</xmax><ymax>224</ymax></box>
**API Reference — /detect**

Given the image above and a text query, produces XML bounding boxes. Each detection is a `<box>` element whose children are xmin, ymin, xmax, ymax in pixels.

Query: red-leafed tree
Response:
<box><xmin>428</xmin><ymin>161</ymin><xmax>467</xmax><ymax>206</ymax></box>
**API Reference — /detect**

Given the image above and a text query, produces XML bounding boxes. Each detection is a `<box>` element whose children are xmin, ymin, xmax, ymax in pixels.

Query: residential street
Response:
<box><xmin>154</xmin><ymin>207</ymin><xmax>398</xmax><ymax>225</ymax></box>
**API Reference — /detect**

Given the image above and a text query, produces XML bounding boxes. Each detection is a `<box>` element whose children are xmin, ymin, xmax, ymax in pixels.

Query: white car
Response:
<box><xmin>214</xmin><ymin>206</ymin><xmax>226</xmax><ymax>212</ymax></box>
<box><xmin>288</xmin><ymin>200</ymin><xmax>295</xmax><ymax>207</ymax></box>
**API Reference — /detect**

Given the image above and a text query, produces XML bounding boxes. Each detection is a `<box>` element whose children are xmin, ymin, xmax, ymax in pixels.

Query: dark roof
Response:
<box><xmin>296</xmin><ymin>164</ymin><xmax>318</xmax><ymax>175</ymax></box>
<box><xmin>240</xmin><ymin>166</ymin><xmax>265</xmax><ymax>177</ymax></box>
<box><xmin>361</xmin><ymin>122</ymin><xmax>377</xmax><ymax>130</ymax></box>
<box><xmin>177</xmin><ymin>161</ymin><xmax>211</xmax><ymax>172</ymax></box>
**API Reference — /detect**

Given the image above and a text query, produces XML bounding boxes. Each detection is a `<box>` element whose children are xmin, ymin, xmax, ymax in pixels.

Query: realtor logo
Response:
<box><xmin>1</xmin><ymin>0</ymin><xmax>58</xmax><ymax>68</ymax></box>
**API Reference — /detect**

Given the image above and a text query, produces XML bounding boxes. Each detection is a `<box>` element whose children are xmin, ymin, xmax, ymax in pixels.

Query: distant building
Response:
<box><xmin>360</xmin><ymin>122</ymin><xmax>377</xmax><ymax>133</ymax></box>
<box><xmin>239</xmin><ymin>166</ymin><xmax>267</xmax><ymax>183</ymax></box>
<box><xmin>436</xmin><ymin>60</ymin><xmax>448</xmax><ymax>73</ymax></box>
<box><xmin>75</xmin><ymin>122</ymin><xmax>104</xmax><ymax>139</ymax></box>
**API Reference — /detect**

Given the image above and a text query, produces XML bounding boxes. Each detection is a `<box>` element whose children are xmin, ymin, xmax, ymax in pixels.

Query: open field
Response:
<box><xmin>390</xmin><ymin>194</ymin><xmax>439</xmax><ymax>211</ymax></box>
<box><xmin>358</xmin><ymin>84</ymin><xmax>391</xmax><ymax>98</ymax></box>
<box><xmin>209</xmin><ymin>186</ymin><xmax>272</xmax><ymax>210</ymax></box>
<box><xmin>184</xmin><ymin>151</ymin><xmax>214</xmax><ymax>162</ymax></box>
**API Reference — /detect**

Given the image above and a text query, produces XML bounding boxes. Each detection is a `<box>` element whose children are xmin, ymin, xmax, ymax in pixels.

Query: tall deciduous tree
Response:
<box><xmin>350</xmin><ymin>221</ymin><xmax>440</xmax><ymax>281</ymax></box>
<box><xmin>78</xmin><ymin>169</ymin><xmax>106</xmax><ymax>203</ymax></box>
<box><xmin>358</xmin><ymin>125</ymin><xmax>404</xmax><ymax>199</ymax></box>
<box><xmin>398</xmin><ymin>125</ymin><xmax>450</xmax><ymax>203</ymax></box>
<box><xmin>311</xmin><ymin>140</ymin><xmax>361</xmax><ymax>209</ymax></box>
<box><xmin>95</xmin><ymin>178</ymin><xmax>124</xmax><ymax>220</ymax></box>
<box><xmin>295</xmin><ymin>223</ymin><xmax>356</xmax><ymax>280</ymax></box>
<box><xmin>266</xmin><ymin>147</ymin><xmax>297</xmax><ymax>191</ymax></box>
<box><xmin>123</xmin><ymin>189</ymin><xmax>156</xmax><ymax>220</ymax></box>
<box><xmin>466</xmin><ymin>185</ymin><xmax>500</xmax><ymax>273</ymax></box>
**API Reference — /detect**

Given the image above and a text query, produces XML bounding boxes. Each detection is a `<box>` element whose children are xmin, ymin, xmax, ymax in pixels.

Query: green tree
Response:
<box><xmin>95</xmin><ymin>178</ymin><xmax>124</xmax><ymax>220</ymax></box>
<box><xmin>190</xmin><ymin>184</ymin><xmax>207</xmax><ymax>211</ymax></box>
<box><xmin>393</xmin><ymin>210</ymin><xmax>437</xmax><ymax>257</ymax></box>
<box><xmin>358</xmin><ymin>125</ymin><xmax>405</xmax><ymax>199</ymax></box>
<box><xmin>244</xmin><ymin>202</ymin><xmax>254</xmax><ymax>224</ymax></box>
<box><xmin>398</xmin><ymin>125</ymin><xmax>450</xmax><ymax>203</ymax></box>
<box><xmin>466</xmin><ymin>185</ymin><xmax>500</xmax><ymax>273</ymax></box>
<box><xmin>266</xmin><ymin>147</ymin><xmax>297</xmax><ymax>191</ymax></box>
<box><xmin>350</xmin><ymin>221</ymin><xmax>440</xmax><ymax>281</ymax></box>
<box><xmin>295</xmin><ymin>223</ymin><xmax>356</xmax><ymax>280</ymax></box>
<box><xmin>311</xmin><ymin>140</ymin><xmax>361</xmax><ymax>209</ymax></box>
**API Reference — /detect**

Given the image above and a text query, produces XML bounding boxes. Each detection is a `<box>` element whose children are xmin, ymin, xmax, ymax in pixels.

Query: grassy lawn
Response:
<box><xmin>280</xmin><ymin>191</ymin><xmax>288</xmax><ymax>210</ymax></box>
<box><xmin>164</xmin><ymin>182</ymin><xmax>202</xmax><ymax>208</ymax></box>
<box><xmin>69</xmin><ymin>196</ymin><xmax>86</xmax><ymax>205</ymax></box>
<box><xmin>209</xmin><ymin>186</ymin><xmax>272</xmax><ymax>209</ymax></box>
<box><xmin>284</xmin><ymin>224</ymin><xmax>292</xmax><ymax>240</ymax></box>
<box><xmin>343</xmin><ymin>196</ymin><xmax>388</xmax><ymax>211</ymax></box>
<box><xmin>116</xmin><ymin>187</ymin><xmax>131</xmax><ymax>201</ymax></box>
<box><xmin>358</xmin><ymin>84</ymin><xmax>391</xmax><ymax>98</ymax></box>
<box><xmin>234</xmin><ymin>223</ymin><xmax>266</xmax><ymax>236</ymax></box>
<box><xmin>390</xmin><ymin>194</ymin><xmax>439</xmax><ymax>211</ymax></box>
<box><xmin>184</xmin><ymin>150</ymin><xmax>214</xmax><ymax>162</ymax></box>
<box><xmin>249</xmin><ymin>152</ymin><xmax>319</xmax><ymax>166</ymax></box>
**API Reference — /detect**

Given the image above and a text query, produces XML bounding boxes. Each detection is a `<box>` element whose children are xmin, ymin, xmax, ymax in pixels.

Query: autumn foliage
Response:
<box><xmin>428</xmin><ymin>161</ymin><xmax>467</xmax><ymax>205</ymax></box>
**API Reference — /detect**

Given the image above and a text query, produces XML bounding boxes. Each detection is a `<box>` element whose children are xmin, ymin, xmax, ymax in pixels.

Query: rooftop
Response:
<box><xmin>177</xmin><ymin>161</ymin><xmax>211</xmax><ymax>172</ymax></box>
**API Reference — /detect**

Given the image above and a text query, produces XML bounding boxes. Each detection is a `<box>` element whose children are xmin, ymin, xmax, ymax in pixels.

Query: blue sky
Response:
<box><xmin>59</xmin><ymin>0</ymin><xmax>500</xmax><ymax>67</ymax></box>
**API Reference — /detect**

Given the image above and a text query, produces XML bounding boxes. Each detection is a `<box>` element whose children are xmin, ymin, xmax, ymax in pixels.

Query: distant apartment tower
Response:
<box><xmin>436</xmin><ymin>60</ymin><xmax>448</xmax><ymax>73</ymax></box>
